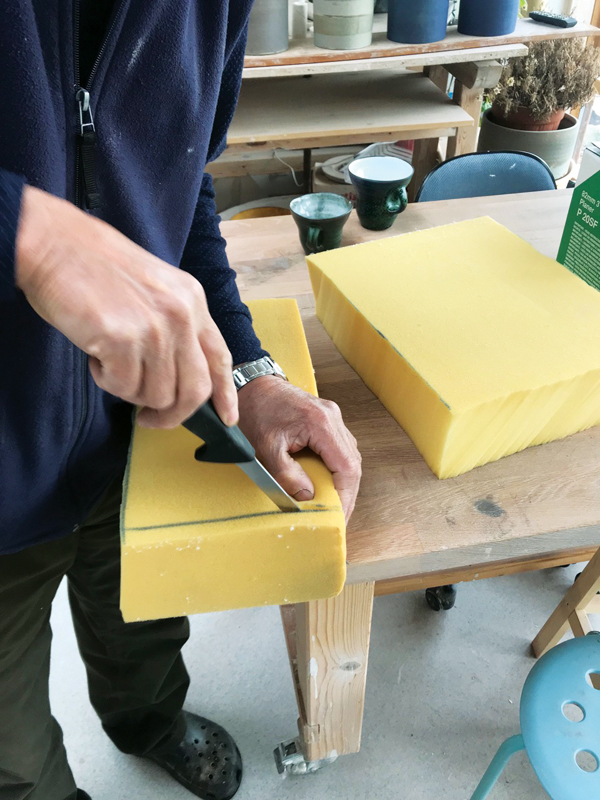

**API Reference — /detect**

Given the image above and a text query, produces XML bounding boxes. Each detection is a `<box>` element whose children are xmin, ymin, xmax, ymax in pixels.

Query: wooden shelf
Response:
<box><xmin>242</xmin><ymin>42</ymin><xmax>529</xmax><ymax>79</ymax></box>
<box><xmin>227</xmin><ymin>70</ymin><xmax>474</xmax><ymax>152</ymax></box>
<box><xmin>244</xmin><ymin>18</ymin><xmax>598</xmax><ymax>69</ymax></box>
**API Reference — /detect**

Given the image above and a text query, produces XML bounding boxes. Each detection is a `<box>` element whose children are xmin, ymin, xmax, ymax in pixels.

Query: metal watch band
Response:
<box><xmin>232</xmin><ymin>356</ymin><xmax>287</xmax><ymax>390</ymax></box>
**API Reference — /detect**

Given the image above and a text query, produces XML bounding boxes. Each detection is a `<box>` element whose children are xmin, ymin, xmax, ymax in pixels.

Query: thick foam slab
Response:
<box><xmin>307</xmin><ymin>217</ymin><xmax>600</xmax><ymax>478</ymax></box>
<box><xmin>120</xmin><ymin>299</ymin><xmax>346</xmax><ymax>621</ymax></box>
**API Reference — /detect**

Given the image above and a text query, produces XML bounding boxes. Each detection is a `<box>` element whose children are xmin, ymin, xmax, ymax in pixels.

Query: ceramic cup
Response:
<box><xmin>348</xmin><ymin>156</ymin><xmax>414</xmax><ymax>231</ymax></box>
<box><xmin>290</xmin><ymin>193</ymin><xmax>353</xmax><ymax>255</ymax></box>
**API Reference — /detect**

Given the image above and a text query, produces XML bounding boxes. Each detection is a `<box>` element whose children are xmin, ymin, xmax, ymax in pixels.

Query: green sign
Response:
<box><xmin>558</xmin><ymin>172</ymin><xmax>600</xmax><ymax>291</ymax></box>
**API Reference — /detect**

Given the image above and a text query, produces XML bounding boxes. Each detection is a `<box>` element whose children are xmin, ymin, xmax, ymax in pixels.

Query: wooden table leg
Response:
<box><xmin>424</xmin><ymin>64</ymin><xmax>482</xmax><ymax>162</ymax></box>
<box><xmin>446</xmin><ymin>82</ymin><xmax>483</xmax><ymax>159</ymax></box>
<box><xmin>303</xmin><ymin>147</ymin><xmax>312</xmax><ymax>192</ymax></box>
<box><xmin>572</xmin><ymin>97</ymin><xmax>595</xmax><ymax>165</ymax></box>
<box><xmin>280</xmin><ymin>581</ymin><xmax>375</xmax><ymax>764</ymax></box>
<box><xmin>409</xmin><ymin>138</ymin><xmax>440</xmax><ymax>202</ymax></box>
<box><xmin>407</xmin><ymin>65</ymin><xmax>449</xmax><ymax>201</ymax></box>
<box><xmin>425</xmin><ymin>65</ymin><xmax>449</xmax><ymax>94</ymax></box>
<box><xmin>443</xmin><ymin>60</ymin><xmax>504</xmax><ymax>160</ymax></box>
<box><xmin>531</xmin><ymin>546</ymin><xmax>600</xmax><ymax>658</ymax></box>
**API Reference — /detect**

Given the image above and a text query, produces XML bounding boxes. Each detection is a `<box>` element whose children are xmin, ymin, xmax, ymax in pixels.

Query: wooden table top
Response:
<box><xmin>223</xmin><ymin>191</ymin><xmax>600</xmax><ymax>586</ymax></box>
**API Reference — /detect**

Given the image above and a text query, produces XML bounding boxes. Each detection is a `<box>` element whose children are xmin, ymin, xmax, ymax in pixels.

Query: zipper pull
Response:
<box><xmin>75</xmin><ymin>88</ymin><xmax>100</xmax><ymax>210</ymax></box>
<box><xmin>76</xmin><ymin>88</ymin><xmax>94</xmax><ymax>135</ymax></box>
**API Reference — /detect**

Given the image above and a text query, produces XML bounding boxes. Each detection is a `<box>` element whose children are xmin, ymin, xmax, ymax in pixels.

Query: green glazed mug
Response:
<box><xmin>290</xmin><ymin>193</ymin><xmax>353</xmax><ymax>255</ymax></box>
<box><xmin>348</xmin><ymin>156</ymin><xmax>414</xmax><ymax>231</ymax></box>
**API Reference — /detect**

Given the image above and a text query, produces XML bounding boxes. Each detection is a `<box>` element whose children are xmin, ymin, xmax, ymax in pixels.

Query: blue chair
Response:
<box><xmin>416</xmin><ymin>151</ymin><xmax>556</xmax><ymax>202</ymax></box>
<box><xmin>471</xmin><ymin>633</ymin><xmax>600</xmax><ymax>800</ymax></box>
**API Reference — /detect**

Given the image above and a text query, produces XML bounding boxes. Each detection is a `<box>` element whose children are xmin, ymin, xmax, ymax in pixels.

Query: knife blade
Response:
<box><xmin>182</xmin><ymin>400</ymin><xmax>301</xmax><ymax>513</ymax></box>
<box><xmin>238</xmin><ymin>460</ymin><xmax>301</xmax><ymax>513</ymax></box>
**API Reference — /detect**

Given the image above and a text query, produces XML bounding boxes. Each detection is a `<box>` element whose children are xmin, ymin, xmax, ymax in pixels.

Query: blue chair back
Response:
<box><xmin>416</xmin><ymin>151</ymin><xmax>556</xmax><ymax>202</ymax></box>
<box><xmin>520</xmin><ymin>633</ymin><xmax>600</xmax><ymax>800</ymax></box>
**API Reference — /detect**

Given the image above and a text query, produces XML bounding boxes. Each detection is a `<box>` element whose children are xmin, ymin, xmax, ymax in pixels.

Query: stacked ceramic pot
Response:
<box><xmin>246</xmin><ymin>0</ymin><xmax>290</xmax><ymax>55</ymax></box>
<box><xmin>457</xmin><ymin>0</ymin><xmax>519</xmax><ymax>35</ymax></box>
<box><xmin>386</xmin><ymin>0</ymin><xmax>519</xmax><ymax>44</ymax></box>
<box><xmin>313</xmin><ymin>0</ymin><xmax>374</xmax><ymax>50</ymax></box>
<box><xmin>387</xmin><ymin>0</ymin><xmax>450</xmax><ymax>44</ymax></box>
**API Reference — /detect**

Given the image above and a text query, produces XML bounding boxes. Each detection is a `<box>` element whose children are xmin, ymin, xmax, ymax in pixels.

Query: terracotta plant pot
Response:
<box><xmin>478</xmin><ymin>109</ymin><xmax>579</xmax><ymax>179</ymax></box>
<box><xmin>491</xmin><ymin>100</ymin><xmax>566</xmax><ymax>132</ymax></box>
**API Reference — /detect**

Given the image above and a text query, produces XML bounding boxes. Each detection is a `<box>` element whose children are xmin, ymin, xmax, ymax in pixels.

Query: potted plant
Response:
<box><xmin>478</xmin><ymin>38</ymin><xmax>600</xmax><ymax>178</ymax></box>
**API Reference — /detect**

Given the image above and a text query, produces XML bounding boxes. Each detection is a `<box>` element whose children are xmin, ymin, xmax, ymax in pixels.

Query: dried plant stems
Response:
<box><xmin>492</xmin><ymin>38</ymin><xmax>600</xmax><ymax>121</ymax></box>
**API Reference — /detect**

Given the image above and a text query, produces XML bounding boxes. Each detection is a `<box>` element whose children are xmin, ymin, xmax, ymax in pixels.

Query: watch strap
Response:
<box><xmin>233</xmin><ymin>356</ymin><xmax>287</xmax><ymax>390</ymax></box>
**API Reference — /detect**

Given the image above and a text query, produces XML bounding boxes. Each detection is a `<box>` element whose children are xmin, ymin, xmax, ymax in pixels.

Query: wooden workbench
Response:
<box><xmin>223</xmin><ymin>190</ymin><xmax>600</xmax><ymax>767</ymax></box>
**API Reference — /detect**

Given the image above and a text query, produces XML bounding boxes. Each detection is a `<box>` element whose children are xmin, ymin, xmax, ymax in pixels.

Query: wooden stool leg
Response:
<box><xmin>569</xmin><ymin>608</ymin><xmax>593</xmax><ymax>638</ymax></box>
<box><xmin>532</xmin><ymin>547</ymin><xmax>600</xmax><ymax>658</ymax></box>
<box><xmin>280</xmin><ymin>582</ymin><xmax>375</xmax><ymax>763</ymax></box>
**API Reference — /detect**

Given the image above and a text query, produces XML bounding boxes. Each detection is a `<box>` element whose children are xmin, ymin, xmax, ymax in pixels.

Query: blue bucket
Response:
<box><xmin>458</xmin><ymin>0</ymin><xmax>519</xmax><ymax>36</ymax></box>
<box><xmin>387</xmin><ymin>0</ymin><xmax>450</xmax><ymax>44</ymax></box>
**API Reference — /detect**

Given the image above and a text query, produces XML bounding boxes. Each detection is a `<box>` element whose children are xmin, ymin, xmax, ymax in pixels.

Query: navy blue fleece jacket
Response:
<box><xmin>0</xmin><ymin>1</ymin><xmax>267</xmax><ymax>553</ymax></box>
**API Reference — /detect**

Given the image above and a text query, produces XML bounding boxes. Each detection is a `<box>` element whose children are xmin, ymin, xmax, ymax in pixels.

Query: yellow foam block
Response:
<box><xmin>120</xmin><ymin>299</ymin><xmax>345</xmax><ymax>621</ymax></box>
<box><xmin>307</xmin><ymin>217</ymin><xmax>600</xmax><ymax>479</ymax></box>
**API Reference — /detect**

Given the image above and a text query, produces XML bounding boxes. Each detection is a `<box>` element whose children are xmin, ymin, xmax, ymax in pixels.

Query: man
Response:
<box><xmin>0</xmin><ymin>3</ymin><xmax>361</xmax><ymax>800</ymax></box>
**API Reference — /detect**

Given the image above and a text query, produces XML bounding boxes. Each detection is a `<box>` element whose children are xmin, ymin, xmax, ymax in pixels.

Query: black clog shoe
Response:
<box><xmin>150</xmin><ymin>711</ymin><xmax>243</xmax><ymax>800</ymax></box>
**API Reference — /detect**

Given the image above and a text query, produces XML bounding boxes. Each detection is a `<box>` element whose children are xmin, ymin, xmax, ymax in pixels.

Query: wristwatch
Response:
<box><xmin>232</xmin><ymin>356</ymin><xmax>287</xmax><ymax>390</ymax></box>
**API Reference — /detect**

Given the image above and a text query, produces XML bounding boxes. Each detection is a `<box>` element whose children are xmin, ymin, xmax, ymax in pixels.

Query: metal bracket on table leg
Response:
<box><xmin>273</xmin><ymin>738</ymin><xmax>338</xmax><ymax>775</ymax></box>
<box><xmin>303</xmin><ymin>148</ymin><xmax>312</xmax><ymax>193</ymax></box>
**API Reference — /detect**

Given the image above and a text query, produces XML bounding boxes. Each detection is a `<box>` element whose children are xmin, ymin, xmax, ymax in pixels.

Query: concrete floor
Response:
<box><xmin>49</xmin><ymin>564</ymin><xmax>586</xmax><ymax>800</ymax></box>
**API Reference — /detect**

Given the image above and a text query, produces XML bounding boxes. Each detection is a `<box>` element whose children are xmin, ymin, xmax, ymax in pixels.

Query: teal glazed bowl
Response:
<box><xmin>290</xmin><ymin>193</ymin><xmax>353</xmax><ymax>255</ymax></box>
<box><xmin>348</xmin><ymin>156</ymin><xmax>414</xmax><ymax>231</ymax></box>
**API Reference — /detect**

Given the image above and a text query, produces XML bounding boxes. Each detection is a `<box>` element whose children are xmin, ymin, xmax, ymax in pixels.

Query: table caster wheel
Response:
<box><xmin>273</xmin><ymin>738</ymin><xmax>337</xmax><ymax>775</ymax></box>
<box><xmin>425</xmin><ymin>584</ymin><xmax>457</xmax><ymax>611</ymax></box>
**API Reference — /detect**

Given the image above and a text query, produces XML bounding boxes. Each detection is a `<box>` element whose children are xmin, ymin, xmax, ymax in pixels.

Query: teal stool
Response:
<box><xmin>471</xmin><ymin>633</ymin><xmax>600</xmax><ymax>799</ymax></box>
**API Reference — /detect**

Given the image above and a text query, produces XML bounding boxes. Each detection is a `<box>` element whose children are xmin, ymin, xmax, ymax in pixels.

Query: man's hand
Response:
<box><xmin>237</xmin><ymin>376</ymin><xmax>361</xmax><ymax>521</ymax></box>
<box><xmin>15</xmin><ymin>186</ymin><xmax>238</xmax><ymax>429</ymax></box>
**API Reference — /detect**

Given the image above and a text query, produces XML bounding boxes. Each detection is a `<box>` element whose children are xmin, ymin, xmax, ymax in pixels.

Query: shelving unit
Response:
<box><xmin>211</xmin><ymin>16</ymin><xmax>599</xmax><ymax>197</ymax></box>
<box><xmin>243</xmin><ymin>17</ymin><xmax>596</xmax><ymax>72</ymax></box>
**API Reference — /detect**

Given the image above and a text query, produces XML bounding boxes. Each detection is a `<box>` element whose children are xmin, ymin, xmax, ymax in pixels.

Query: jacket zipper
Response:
<box><xmin>74</xmin><ymin>0</ymin><xmax>125</xmax><ymax>210</ymax></box>
<box><xmin>75</xmin><ymin>88</ymin><xmax>99</xmax><ymax>209</ymax></box>
<box><xmin>70</xmin><ymin>0</ymin><xmax>124</xmax><ymax>474</ymax></box>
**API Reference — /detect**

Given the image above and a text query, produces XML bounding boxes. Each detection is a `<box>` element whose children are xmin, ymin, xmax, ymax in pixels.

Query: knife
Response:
<box><xmin>182</xmin><ymin>400</ymin><xmax>301</xmax><ymax>513</ymax></box>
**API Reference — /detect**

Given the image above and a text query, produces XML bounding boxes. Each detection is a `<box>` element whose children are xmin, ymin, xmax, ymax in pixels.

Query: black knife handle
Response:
<box><xmin>182</xmin><ymin>400</ymin><xmax>255</xmax><ymax>464</ymax></box>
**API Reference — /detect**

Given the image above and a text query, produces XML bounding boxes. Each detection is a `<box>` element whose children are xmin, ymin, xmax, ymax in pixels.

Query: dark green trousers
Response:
<box><xmin>0</xmin><ymin>478</ymin><xmax>190</xmax><ymax>800</ymax></box>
